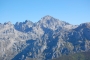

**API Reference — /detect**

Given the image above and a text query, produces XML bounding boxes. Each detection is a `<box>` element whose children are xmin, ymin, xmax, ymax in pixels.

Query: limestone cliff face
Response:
<box><xmin>0</xmin><ymin>15</ymin><xmax>90</xmax><ymax>60</ymax></box>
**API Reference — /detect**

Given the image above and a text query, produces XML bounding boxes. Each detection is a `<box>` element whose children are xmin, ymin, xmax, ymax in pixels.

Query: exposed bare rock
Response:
<box><xmin>0</xmin><ymin>15</ymin><xmax>90</xmax><ymax>60</ymax></box>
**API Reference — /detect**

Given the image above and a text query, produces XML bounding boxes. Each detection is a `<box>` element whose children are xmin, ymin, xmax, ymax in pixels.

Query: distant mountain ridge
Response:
<box><xmin>0</xmin><ymin>15</ymin><xmax>90</xmax><ymax>60</ymax></box>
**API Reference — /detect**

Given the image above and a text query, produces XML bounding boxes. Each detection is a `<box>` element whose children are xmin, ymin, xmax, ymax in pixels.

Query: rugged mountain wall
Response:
<box><xmin>0</xmin><ymin>15</ymin><xmax>90</xmax><ymax>60</ymax></box>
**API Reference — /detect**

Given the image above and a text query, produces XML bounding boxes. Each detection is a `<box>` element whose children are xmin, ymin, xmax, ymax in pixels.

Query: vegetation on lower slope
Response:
<box><xmin>53</xmin><ymin>51</ymin><xmax>90</xmax><ymax>60</ymax></box>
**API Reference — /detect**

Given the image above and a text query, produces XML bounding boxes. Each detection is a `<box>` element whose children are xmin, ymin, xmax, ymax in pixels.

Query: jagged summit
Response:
<box><xmin>75</xmin><ymin>22</ymin><xmax>90</xmax><ymax>30</ymax></box>
<box><xmin>41</xmin><ymin>15</ymin><xmax>54</xmax><ymax>20</ymax></box>
<box><xmin>4</xmin><ymin>21</ymin><xmax>12</xmax><ymax>25</ymax></box>
<box><xmin>80</xmin><ymin>22</ymin><xmax>90</xmax><ymax>28</ymax></box>
<box><xmin>38</xmin><ymin>15</ymin><xmax>69</xmax><ymax>25</ymax></box>
<box><xmin>14</xmin><ymin>15</ymin><xmax>71</xmax><ymax>32</ymax></box>
<box><xmin>14</xmin><ymin>20</ymin><xmax>33</xmax><ymax>32</ymax></box>
<box><xmin>33</xmin><ymin>15</ymin><xmax>70</xmax><ymax>31</ymax></box>
<box><xmin>15</xmin><ymin>20</ymin><xmax>33</xmax><ymax>24</ymax></box>
<box><xmin>39</xmin><ymin>15</ymin><xmax>59</xmax><ymax>22</ymax></box>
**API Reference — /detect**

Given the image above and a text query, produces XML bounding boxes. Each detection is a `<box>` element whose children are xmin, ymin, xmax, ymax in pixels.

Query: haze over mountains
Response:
<box><xmin>0</xmin><ymin>15</ymin><xmax>90</xmax><ymax>60</ymax></box>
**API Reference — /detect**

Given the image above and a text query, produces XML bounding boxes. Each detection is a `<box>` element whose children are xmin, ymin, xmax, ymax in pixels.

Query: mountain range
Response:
<box><xmin>0</xmin><ymin>15</ymin><xmax>90</xmax><ymax>60</ymax></box>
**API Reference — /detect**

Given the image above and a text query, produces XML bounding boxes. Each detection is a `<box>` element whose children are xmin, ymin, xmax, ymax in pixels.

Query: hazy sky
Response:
<box><xmin>0</xmin><ymin>0</ymin><xmax>90</xmax><ymax>25</ymax></box>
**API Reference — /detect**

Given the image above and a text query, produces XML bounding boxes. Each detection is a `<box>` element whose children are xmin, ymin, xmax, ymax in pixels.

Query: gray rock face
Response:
<box><xmin>0</xmin><ymin>15</ymin><xmax>90</xmax><ymax>60</ymax></box>
<box><xmin>14</xmin><ymin>20</ymin><xmax>33</xmax><ymax>32</ymax></box>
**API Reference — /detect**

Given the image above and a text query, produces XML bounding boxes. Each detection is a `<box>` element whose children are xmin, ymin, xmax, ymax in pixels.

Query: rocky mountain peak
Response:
<box><xmin>14</xmin><ymin>20</ymin><xmax>33</xmax><ymax>32</ymax></box>
<box><xmin>0</xmin><ymin>16</ymin><xmax>90</xmax><ymax>60</ymax></box>
<box><xmin>38</xmin><ymin>15</ymin><xmax>69</xmax><ymax>25</ymax></box>
<box><xmin>23</xmin><ymin>20</ymin><xmax>33</xmax><ymax>24</ymax></box>
<box><xmin>39</xmin><ymin>15</ymin><xmax>59</xmax><ymax>23</ymax></box>
<box><xmin>75</xmin><ymin>22</ymin><xmax>90</xmax><ymax>31</ymax></box>
<box><xmin>80</xmin><ymin>22</ymin><xmax>90</xmax><ymax>28</ymax></box>
<box><xmin>4</xmin><ymin>21</ymin><xmax>12</xmax><ymax>25</ymax></box>
<box><xmin>36</xmin><ymin>15</ymin><xmax>70</xmax><ymax>31</ymax></box>
<box><xmin>42</xmin><ymin>15</ymin><xmax>53</xmax><ymax>20</ymax></box>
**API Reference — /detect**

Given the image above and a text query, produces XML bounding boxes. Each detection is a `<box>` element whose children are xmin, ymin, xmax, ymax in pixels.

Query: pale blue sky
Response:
<box><xmin>0</xmin><ymin>0</ymin><xmax>90</xmax><ymax>25</ymax></box>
